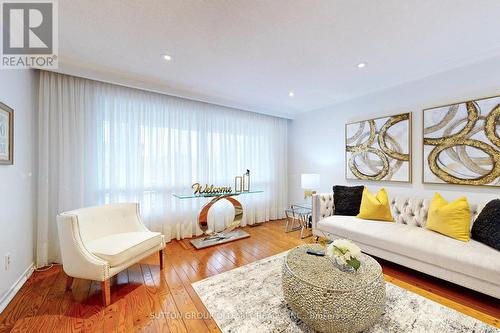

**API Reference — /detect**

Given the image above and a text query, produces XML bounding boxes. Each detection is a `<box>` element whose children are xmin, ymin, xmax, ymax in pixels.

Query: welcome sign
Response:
<box><xmin>192</xmin><ymin>183</ymin><xmax>232</xmax><ymax>195</ymax></box>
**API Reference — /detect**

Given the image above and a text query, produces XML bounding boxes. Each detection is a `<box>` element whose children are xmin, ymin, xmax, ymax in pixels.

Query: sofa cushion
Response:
<box><xmin>332</xmin><ymin>185</ymin><xmax>364</xmax><ymax>216</ymax></box>
<box><xmin>317</xmin><ymin>216</ymin><xmax>500</xmax><ymax>285</ymax></box>
<box><xmin>357</xmin><ymin>188</ymin><xmax>394</xmax><ymax>222</ymax></box>
<box><xmin>471</xmin><ymin>199</ymin><xmax>500</xmax><ymax>251</ymax></box>
<box><xmin>86</xmin><ymin>231</ymin><xmax>162</xmax><ymax>267</ymax></box>
<box><xmin>426</xmin><ymin>193</ymin><xmax>471</xmax><ymax>242</ymax></box>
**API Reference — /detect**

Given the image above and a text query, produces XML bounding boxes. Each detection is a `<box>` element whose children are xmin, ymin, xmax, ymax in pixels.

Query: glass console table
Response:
<box><xmin>172</xmin><ymin>190</ymin><xmax>263</xmax><ymax>249</ymax></box>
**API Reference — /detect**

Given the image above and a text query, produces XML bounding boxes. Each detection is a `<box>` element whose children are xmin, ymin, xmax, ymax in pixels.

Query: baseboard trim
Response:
<box><xmin>0</xmin><ymin>263</ymin><xmax>35</xmax><ymax>314</ymax></box>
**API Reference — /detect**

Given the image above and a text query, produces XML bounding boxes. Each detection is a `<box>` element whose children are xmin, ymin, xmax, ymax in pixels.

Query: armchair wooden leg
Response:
<box><xmin>66</xmin><ymin>276</ymin><xmax>74</xmax><ymax>291</ymax></box>
<box><xmin>159</xmin><ymin>249</ymin><xmax>164</xmax><ymax>270</ymax></box>
<box><xmin>101</xmin><ymin>279</ymin><xmax>111</xmax><ymax>306</ymax></box>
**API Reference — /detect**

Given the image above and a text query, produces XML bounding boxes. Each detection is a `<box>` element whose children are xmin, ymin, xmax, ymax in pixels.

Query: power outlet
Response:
<box><xmin>4</xmin><ymin>253</ymin><xmax>11</xmax><ymax>271</ymax></box>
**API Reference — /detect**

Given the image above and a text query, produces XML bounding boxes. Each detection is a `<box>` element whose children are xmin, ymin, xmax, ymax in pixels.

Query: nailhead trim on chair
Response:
<box><xmin>73</xmin><ymin>215</ymin><xmax>110</xmax><ymax>280</ymax></box>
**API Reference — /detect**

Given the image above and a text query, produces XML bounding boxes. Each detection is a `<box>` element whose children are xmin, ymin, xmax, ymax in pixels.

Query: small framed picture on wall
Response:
<box><xmin>0</xmin><ymin>102</ymin><xmax>14</xmax><ymax>165</ymax></box>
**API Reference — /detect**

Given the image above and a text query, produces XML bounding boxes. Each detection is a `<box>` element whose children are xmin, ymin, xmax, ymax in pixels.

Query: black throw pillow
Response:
<box><xmin>471</xmin><ymin>199</ymin><xmax>500</xmax><ymax>251</ymax></box>
<box><xmin>332</xmin><ymin>185</ymin><xmax>365</xmax><ymax>216</ymax></box>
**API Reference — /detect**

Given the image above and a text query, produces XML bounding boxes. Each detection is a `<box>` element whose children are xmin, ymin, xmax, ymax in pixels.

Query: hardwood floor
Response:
<box><xmin>0</xmin><ymin>220</ymin><xmax>498</xmax><ymax>332</ymax></box>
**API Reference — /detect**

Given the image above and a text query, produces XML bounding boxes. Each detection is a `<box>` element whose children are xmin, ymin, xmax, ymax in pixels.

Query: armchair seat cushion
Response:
<box><xmin>86</xmin><ymin>231</ymin><xmax>162</xmax><ymax>267</ymax></box>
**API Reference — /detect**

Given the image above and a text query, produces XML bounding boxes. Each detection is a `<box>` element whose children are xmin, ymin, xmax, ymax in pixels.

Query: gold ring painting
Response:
<box><xmin>345</xmin><ymin>113</ymin><xmax>412</xmax><ymax>182</ymax></box>
<box><xmin>423</xmin><ymin>95</ymin><xmax>500</xmax><ymax>187</ymax></box>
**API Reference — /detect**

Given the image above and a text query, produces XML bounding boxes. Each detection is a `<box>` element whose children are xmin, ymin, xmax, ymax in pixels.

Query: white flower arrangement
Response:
<box><xmin>326</xmin><ymin>239</ymin><xmax>362</xmax><ymax>271</ymax></box>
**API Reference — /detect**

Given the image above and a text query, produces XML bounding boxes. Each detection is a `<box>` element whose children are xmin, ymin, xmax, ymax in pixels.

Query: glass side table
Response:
<box><xmin>285</xmin><ymin>202</ymin><xmax>312</xmax><ymax>239</ymax></box>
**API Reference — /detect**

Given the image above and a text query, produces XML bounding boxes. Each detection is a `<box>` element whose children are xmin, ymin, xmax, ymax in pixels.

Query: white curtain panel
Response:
<box><xmin>37</xmin><ymin>71</ymin><xmax>288</xmax><ymax>266</ymax></box>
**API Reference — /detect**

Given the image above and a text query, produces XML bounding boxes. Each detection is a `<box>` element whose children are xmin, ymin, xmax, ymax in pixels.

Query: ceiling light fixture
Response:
<box><xmin>357</xmin><ymin>62</ymin><xmax>366</xmax><ymax>68</ymax></box>
<box><xmin>162</xmin><ymin>54</ymin><xmax>172</xmax><ymax>61</ymax></box>
<box><xmin>289</xmin><ymin>91</ymin><xmax>295</xmax><ymax>97</ymax></box>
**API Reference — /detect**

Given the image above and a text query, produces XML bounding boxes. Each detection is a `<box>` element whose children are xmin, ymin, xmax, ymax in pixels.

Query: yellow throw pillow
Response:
<box><xmin>357</xmin><ymin>188</ymin><xmax>394</xmax><ymax>222</ymax></box>
<box><xmin>426</xmin><ymin>193</ymin><xmax>471</xmax><ymax>242</ymax></box>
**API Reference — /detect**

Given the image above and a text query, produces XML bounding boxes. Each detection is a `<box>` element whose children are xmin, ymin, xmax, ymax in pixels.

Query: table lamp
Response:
<box><xmin>301</xmin><ymin>173</ymin><xmax>320</xmax><ymax>199</ymax></box>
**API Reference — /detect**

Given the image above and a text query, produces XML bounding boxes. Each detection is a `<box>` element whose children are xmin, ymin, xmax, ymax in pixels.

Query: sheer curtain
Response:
<box><xmin>36</xmin><ymin>71</ymin><xmax>288</xmax><ymax>266</ymax></box>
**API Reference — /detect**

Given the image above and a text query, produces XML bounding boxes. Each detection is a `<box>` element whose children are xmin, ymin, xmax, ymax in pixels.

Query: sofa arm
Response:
<box><xmin>57</xmin><ymin>214</ymin><xmax>110</xmax><ymax>281</ymax></box>
<box><xmin>312</xmin><ymin>193</ymin><xmax>334</xmax><ymax>229</ymax></box>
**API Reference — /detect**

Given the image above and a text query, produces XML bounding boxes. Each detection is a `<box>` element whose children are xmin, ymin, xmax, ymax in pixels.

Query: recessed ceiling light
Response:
<box><xmin>289</xmin><ymin>91</ymin><xmax>295</xmax><ymax>97</ymax></box>
<box><xmin>357</xmin><ymin>62</ymin><xmax>367</xmax><ymax>68</ymax></box>
<box><xmin>162</xmin><ymin>54</ymin><xmax>172</xmax><ymax>61</ymax></box>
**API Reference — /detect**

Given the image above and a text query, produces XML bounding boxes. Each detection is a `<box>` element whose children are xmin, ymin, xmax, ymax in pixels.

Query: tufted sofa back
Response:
<box><xmin>390</xmin><ymin>196</ymin><xmax>482</xmax><ymax>228</ymax></box>
<box><xmin>312</xmin><ymin>193</ymin><xmax>334</xmax><ymax>227</ymax></box>
<box><xmin>312</xmin><ymin>193</ymin><xmax>483</xmax><ymax>229</ymax></box>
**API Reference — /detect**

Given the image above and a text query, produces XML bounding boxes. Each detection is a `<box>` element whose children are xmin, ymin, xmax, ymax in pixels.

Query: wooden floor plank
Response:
<box><xmin>164</xmin><ymin>250</ymin><xmax>220</xmax><ymax>333</ymax></box>
<box><xmin>0</xmin><ymin>267</ymin><xmax>60</xmax><ymax>332</ymax></box>
<box><xmin>0</xmin><ymin>219</ymin><xmax>498</xmax><ymax>333</ymax></box>
<box><xmin>148</xmin><ymin>265</ymin><xmax>188</xmax><ymax>333</ymax></box>
<box><xmin>126</xmin><ymin>264</ymin><xmax>158</xmax><ymax>332</ymax></box>
<box><xmin>140</xmin><ymin>264</ymin><xmax>171</xmax><ymax>333</ymax></box>
<box><xmin>160</xmin><ymin>257</ymin><xmax>211</xmax><ymax>333</ymax></box>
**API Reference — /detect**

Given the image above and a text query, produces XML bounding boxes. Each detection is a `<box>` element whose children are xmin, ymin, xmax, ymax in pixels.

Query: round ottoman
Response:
<box><xmin>282</xmin><ymin>244</ymin><xmax>386</xmax><ymax>333</ymax></box>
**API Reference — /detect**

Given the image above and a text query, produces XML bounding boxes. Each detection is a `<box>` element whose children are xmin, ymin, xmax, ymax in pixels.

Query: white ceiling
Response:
<box><xmin>58</xmin><ymin>0</ymin><xmax>500</xmax><ymax>118</ymax></box>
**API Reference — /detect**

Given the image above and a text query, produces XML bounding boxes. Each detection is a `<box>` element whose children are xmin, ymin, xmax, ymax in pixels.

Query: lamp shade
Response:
<box><xmin>301</xmin><ymin>173</ymin><xmax>320</xmax><ymax>189</ymax></box>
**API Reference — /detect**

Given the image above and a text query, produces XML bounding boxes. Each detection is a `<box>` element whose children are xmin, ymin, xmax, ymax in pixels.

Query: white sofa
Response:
<box><xmin>312</xmin><ymin>193</ymin><xmax>500</xmax><ymax>299</ymax></box>
<box><xmin>57</xmin><ymin>203</ymin><xmax>165</xmax><ymax>305</ymax></box>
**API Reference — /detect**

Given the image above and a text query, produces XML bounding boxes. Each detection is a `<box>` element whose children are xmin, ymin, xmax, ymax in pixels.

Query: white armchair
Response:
<box><xmin>57</xmin><ymin>203</ymin><xmax>165</xmax><ymax>306</ymax></box>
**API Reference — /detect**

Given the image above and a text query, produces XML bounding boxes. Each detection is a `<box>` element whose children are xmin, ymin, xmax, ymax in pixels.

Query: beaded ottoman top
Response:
<box><xmin>285</xmin><ymin>244</ymin><xmax>383</xmax><ymax>291</ymax></box>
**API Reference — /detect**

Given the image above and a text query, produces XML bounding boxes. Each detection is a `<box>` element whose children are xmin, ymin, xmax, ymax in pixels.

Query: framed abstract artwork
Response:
<box><xmin>422</xmin><ymin>95</ymin><xmax>499</xmax><ymax>187</ymax></box>
<box><xmin>0</xmin><ymin>102</ymin><xmax>14</xmax><ymax>165</ymax></box>
<box><xmin>345</xmin><ymin>113</ymin><xmax>412</xmax><ymax>182</ymax></box>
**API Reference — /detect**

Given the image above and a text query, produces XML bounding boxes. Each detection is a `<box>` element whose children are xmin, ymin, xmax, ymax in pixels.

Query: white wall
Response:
<box><xmin>0</xmin><ymin>70</ymin><xmax>37</xmax><ymax>309</ymax></box>
<box><xmin>289</xmin><ymin>56</ymin><xmax>500</xmax><ymax>205</ymax></box>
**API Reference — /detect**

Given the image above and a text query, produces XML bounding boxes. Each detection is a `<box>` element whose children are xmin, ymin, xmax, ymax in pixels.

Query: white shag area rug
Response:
<box><xmin>192</xmin><ymin>252</ymin><xmax>499</xmax><ymax>333</ymax></box>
